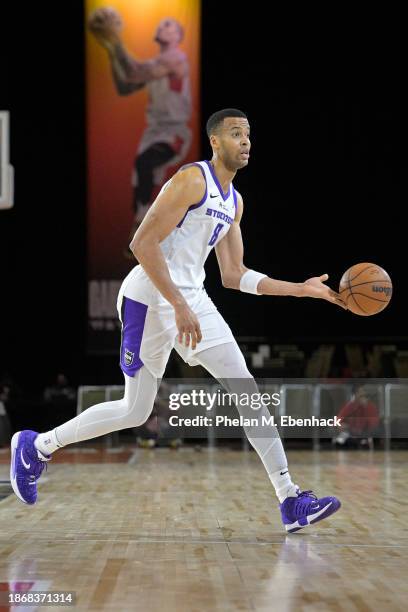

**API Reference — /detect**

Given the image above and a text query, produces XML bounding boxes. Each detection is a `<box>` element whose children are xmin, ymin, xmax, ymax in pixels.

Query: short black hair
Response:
<box><xmin>206</xmin><ymin>108</ymin><xmax>248</xmax><ymax>137</ymax></box>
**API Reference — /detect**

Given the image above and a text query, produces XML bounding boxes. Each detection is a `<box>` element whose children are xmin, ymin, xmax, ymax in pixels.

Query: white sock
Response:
<box><xmin>192</xmin><ymin>343</ymin><xmax>300</xmax><ymax>504</ymax></box>
<box><xmin>270</xmin><ymin>468</ymin><xmax>299</xmax><ymax>503</ymax></box>
<box><xmin>34</xmin><ymin>428</ymin><xmax>64</xmax><ymax>456</ymax></box>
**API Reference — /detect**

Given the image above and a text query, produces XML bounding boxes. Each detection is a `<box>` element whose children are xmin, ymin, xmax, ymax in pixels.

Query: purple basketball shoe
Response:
<box><xmin>280</xmin><ymin>490</ymin><xmax>341</xmax><ymax>533</ymax></box>
<box><xmin>10</xmin><ymin>430</ymin><xmax>50</xmax><ymax>504</ymax></box>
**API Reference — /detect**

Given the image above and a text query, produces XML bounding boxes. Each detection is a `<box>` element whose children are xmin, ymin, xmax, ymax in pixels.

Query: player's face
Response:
<box><xmin>214</xmin><ymin>118</ymin><xmax>251</xmax><ymax>171</ymax></box>
<box><xmin>155</xmin><ymin>18</ymin><xmax>181</xmax><ymax>45</ymax></box>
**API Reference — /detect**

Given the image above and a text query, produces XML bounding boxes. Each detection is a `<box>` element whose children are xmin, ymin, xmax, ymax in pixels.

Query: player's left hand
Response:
<box><xmin>302</xmin><ymin>274</ymin><xmax>347</xmax><ymax>309</ymax></box>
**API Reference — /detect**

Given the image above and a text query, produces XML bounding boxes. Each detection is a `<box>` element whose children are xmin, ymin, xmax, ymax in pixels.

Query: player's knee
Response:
<box><xmin>130</xmin><ymin>414</ymin><xmax>150</xmax><ymax>428</ymax></box>
<box><xmin>123</xmin><ymin>399</ymin><xmax>154</xmax><ymax>428</ymax></box>
<box><xmin>228</xmin><ymin>362</ymin><xmax>253</xmax><ymax>379</ymax></box>
<box><xmin>134</xmin><ymin>155</ymin><xmax>143</xmax><ymax>172</ymax></box>
<box><xmin>240</xmin><ymin>367</ymin><xmax>253</xmax><ymax>379</ymax></box>
<box><xmin>121</xmin><ymin>411</ymin><xmax>149</xmax><ymax>429</ymax></box>
<box><xmin>135</xmin><ymin>151</ymin><xmax>153</xmax><ymax>175</ymax></box>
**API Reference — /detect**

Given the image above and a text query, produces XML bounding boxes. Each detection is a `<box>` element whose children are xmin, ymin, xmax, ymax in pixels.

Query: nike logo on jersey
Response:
<box><xmin>209</xmin><ymin>193</ymin><xmax>218</xmax><ymax>198</ymax></box>
<box><xmin>280</xmin><ymin>470</ymin><xmax>288</xmax><ymax>476</ymax></box>
<box><xmin>21</xmin><ymin>450</ymin><xmax>31</xmax><ymax>469</ymax></box>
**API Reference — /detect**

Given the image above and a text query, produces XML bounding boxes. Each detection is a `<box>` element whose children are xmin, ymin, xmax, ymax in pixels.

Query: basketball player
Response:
<box><xmin>11</xmin><ymin>109</ymin><xmax>345</xmax><ymax>533</ymax></box>
<box><xmin>89</xmin><ymin>10</ymin><xmax>192</xmax><ymax>237</ymax></box>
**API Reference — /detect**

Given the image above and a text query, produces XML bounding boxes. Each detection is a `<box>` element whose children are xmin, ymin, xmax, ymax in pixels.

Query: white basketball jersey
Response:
<box><xmin>160</xmin><ymin>160</ymin><xmax>238</xmax><ymax>288</ymax></box>
<box><xmin>146</xmin><ymin>50</ymin><xmax>191</xmax><ymax>127</ymax></box>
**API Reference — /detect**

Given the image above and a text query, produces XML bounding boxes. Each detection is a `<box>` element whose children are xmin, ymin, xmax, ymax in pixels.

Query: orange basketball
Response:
<box><xmin>339</xmin><ymin>262</ymin><xmax>392</xmax><ymax>316</ymax></box>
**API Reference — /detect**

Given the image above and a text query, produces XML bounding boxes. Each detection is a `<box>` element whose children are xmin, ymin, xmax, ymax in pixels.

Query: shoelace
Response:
<box><xmin>294</xmin><ymin>490</ymin><xmax>319</xmax><ymax>516</ymax></box>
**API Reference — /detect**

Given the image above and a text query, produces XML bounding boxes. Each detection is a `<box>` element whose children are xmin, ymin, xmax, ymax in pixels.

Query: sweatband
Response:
<box><xmin>239</xmin><ymin>270</ymin><xmax>267</xmax><ymax>295</ymax></box>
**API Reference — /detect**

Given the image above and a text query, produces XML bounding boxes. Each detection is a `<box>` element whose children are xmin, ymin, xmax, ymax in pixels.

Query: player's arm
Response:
<box><xmin>214</xmin><ymin>193</ymin><xmax>249</xmax><ymax>288</ymax></box>
<box><xmin>91</xmin><ymin>40</ymin><xmax>145</xmax><ymax>94</ymax></box>
<box><xmin>215</xmin><ymin>191</ymin><xmax>346</xmax><ymax>308</ymax></box>
<box><xmin>106</xmin><ymin>43</ymin><xmax>183</xmax><ymax>94</ymax></box>
<box><xmin>110</xmin><ymin>46</ymin><xmax>185</xmax><ymax>85</ymax></box>
<box><xmin>109</xmin><ymin>44</ymin><xmax>146</xmax><ymax>95</ymax></box>
<box><xmin>106</xmin><ymin>42</ymin><xmax>152</xmax><ymax>94</ymax></box>
<box><xmin>129</xmin><ymin>166</ymin><xmax>205</xmax><ymax>349</ymax></box>
<box><xmin>88</xmin><ymin>8</ymin><xmax>144</xmax><ymax>94</ymax></box>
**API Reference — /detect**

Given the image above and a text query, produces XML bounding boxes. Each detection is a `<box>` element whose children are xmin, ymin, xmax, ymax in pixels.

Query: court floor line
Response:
<box><xmin>1</xmin><ymin>534</ymin><xmax>407</xmax><ymax>548</ymax></box>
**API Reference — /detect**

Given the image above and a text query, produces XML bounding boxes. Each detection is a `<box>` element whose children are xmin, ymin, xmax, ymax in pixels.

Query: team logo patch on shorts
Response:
<box><xmin>124</xmin><ymin>348</ymin><xmax>134</xmax><ymax>366</ymax></box>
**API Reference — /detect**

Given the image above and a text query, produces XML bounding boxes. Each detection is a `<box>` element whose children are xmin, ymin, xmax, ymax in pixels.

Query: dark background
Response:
<box><xmin>0</xmin><ymin>4</ymin><xmax>405</xmax><ymax>391</ymax></box>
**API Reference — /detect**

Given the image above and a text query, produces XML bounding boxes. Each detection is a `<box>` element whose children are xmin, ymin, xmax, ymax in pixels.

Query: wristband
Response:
<box><xmin>239</xmin><ymin>270</ymin><xmax>267</xmax><ymax>295</ymax></box>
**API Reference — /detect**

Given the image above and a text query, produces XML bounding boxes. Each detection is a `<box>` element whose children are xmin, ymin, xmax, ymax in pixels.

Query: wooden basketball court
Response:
<box><xmin>0</xmin><ymin>447</ymin><xmax>407</xmax><ymax>611</ymax></box>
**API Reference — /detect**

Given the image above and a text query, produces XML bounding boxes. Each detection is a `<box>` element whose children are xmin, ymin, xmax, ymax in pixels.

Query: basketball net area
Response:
<box><xmin>0</xmin><ymin>111</ymin><xmax>14</xmax><ymax>210</ymax></box>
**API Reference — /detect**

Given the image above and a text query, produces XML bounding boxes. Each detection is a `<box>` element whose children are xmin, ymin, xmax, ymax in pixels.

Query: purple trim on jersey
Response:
<box><xmin>232</xmin><ymin>187</ymin><xmax>238</xmax><ymax>214</ymax></box>
<box><xmin>176</xmin><ymin>163</ymin><xmax>208</xmax><ymax>228</ymax></box>
<box><xmin>119</xmin><ymin>297</ymin><xmax>148</xmax><ymax>376</ymax></box>
<box><xmin>205</xmin><ymin>160</ymin><xmax>231</xmax><ymax>201</ymax></box>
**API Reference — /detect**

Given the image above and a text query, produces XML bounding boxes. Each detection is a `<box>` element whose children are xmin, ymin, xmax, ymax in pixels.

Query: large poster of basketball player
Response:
<box><xmin>86</xmin><ymin>0</ymin><xmax>201</xmax><ymax>352</ymax></box>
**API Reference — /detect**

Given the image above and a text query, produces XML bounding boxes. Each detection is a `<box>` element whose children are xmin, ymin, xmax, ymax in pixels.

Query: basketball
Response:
<box><xmin>88</xmin><ymin>7</ymin><xmax>123</xmax><ymax>35</ymax></box>
<box><xmin>339</xmin><ymin>262</ymin><xmax>392</xmax><ymax>316</ymax></box>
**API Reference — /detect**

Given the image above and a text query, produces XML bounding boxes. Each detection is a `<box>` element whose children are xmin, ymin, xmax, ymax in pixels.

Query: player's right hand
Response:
<box><xmin>174</xmin><ymin>303</ymin><xmax>202</xmax><ymax>350</ymax></box>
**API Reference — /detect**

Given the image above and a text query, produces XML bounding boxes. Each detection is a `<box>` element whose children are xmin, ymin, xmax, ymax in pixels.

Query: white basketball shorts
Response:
<box><xmin>117</xmin><ymin>265</ymin><xmax>234</xmax><ymax>378</ymax></box>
